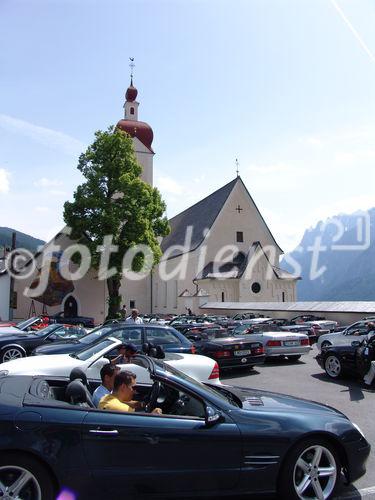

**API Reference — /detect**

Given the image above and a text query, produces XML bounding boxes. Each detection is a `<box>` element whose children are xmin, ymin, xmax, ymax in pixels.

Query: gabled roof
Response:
<box><xmin>161</xmin><ymin>178</ymin><xmax>238</xmax><ymax>259</ymax></box>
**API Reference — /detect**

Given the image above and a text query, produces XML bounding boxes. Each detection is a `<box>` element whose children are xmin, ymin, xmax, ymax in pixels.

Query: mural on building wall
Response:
<box><xmin>29</xmin><ymin>251</ymin><xmax>74</xmax><ymax>306</ymax></box>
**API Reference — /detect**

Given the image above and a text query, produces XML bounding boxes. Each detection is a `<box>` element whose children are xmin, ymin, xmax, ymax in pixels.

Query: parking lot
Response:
<box><xmin>218</xmin><ymin>345</ymin><xmax>375</xmax><ymax>499</ymax></box>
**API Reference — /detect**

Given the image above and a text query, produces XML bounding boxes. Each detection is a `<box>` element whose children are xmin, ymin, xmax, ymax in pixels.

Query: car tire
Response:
<box><xmin>287</xmin><ymin>355</ymin><xmax>301</xmax><ymax>362</ymax></box>
<box><xmin>1</xmin><ymin>346</ymin><xmax>25</xmax><ymax>363</ymax></box>
<box><xmin>0</xmin><ymin>453</ymin><xmax>55</xmax><ymax>500</ymax></box>
<box><xmin>278</xmin><ymin>437</ymin><xmax>340</xmax><ymax>500</ymax></box>
<box><xmin>325</xmin><ymin>355</ymin><xmax>342</xmax><ymax>379</ymax></box>
<box><xmin>321</xmin><ymin>341</ymin><xmax>332</xmax><ymax>349</ymax></box>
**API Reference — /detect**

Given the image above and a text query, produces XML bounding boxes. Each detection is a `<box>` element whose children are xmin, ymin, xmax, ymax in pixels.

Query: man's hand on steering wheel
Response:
<box><xmin>144</xmin><ymin>381</ymin><xmax>162</xmax><ymax>413</ymax></box>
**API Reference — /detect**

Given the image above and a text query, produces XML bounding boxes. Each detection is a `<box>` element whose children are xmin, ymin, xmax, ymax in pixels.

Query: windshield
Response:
<box><xmin>16</xmin><ymin>317</ymin><xmax>39</xmax><ymax>330</ymax></box>
<box><xmin>156</xmin><ymin>360</ymin><xmax>240</xmax><ymax>407</ymax></box>
<box><xmin>32</xmin><ymin>324</ymin><xmax>60</xmax><ymax>336</ymax></box>
<box><xmin>72</xmin><ymin>339</ymin><xmax>116</xmax><ymax>361</ymax></box>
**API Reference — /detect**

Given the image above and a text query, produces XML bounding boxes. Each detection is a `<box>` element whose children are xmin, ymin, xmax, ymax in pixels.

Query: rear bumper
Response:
<box><xmin>216</xmin><ymin>354</ymin><xmax>266</xmax><ymax>369</ymax></box>
<box><xmin>266</xmin><ymin>346</ymin><xmax>311</xmax><ymax>357</ymax></box>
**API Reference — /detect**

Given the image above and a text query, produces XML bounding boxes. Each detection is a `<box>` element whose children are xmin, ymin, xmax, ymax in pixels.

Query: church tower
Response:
<box><xmin>116</xmin><ymin>77</ymin><xmax>154</xmax><ymax>186</ymax></box>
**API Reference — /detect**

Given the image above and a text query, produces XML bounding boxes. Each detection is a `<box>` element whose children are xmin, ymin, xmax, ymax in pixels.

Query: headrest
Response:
<box><xmin>66</xmin><ymin>380</ymin><xmax>88</xmax><ymax>404</ymax></box>
<box><xmin>69</xmin><ymin>367</ymin><xmax>88</xmax><ymax>385</ymax></box>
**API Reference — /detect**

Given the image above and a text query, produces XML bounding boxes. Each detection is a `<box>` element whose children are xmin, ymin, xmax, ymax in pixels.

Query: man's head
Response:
<box><xmin>367</xmin><ymin>322</ymin><xmax>375</xmax><ymax>332</ymax></box>
<box><xmin>131</xmin><ymin>309</ymin><xmax>139</xmax><ymax>320</ymax></box>
<box><xmin>113</xmin><ymin>370</ymin><xmax>137</xmax><ymax>402</ymax></box>
<box><xmin>100</xmin><ymin>364</ymin><xmax>119</xmax><ymax>390</ymax></box>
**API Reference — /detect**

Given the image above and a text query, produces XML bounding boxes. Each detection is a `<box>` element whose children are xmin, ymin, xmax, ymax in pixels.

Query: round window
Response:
<box><xmin>251</xmin><ymin>282</ymin><xmax>261</xmax><ymax>294</ymax></box>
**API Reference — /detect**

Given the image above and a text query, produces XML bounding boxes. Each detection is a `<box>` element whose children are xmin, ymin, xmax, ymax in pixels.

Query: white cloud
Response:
<box><xmin>0</xmin><ymin>114</ymin><xmax>85</xmax><ymax>156</ymax></box>
<box><xmin>0</xmin><ymin>168</ymin><xmax>10</xmax><ymax>194</ymax></box>
<box><xmin>34</xmin><ymin>177</ymin><xmax>63</xmax><ymax>188</ymax></box>
<box><xmin>155</xmin><ymin>175</ymin><xmax>183</xmax><ymax>195</ymax></box>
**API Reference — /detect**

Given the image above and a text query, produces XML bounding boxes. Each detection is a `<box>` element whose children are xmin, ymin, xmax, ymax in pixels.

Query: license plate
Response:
<box><xmin>284</xmin><ymin>341</ymin><xmax>300</xmax><ymax>346</ymax></box>
<box><xmin>234</xmin><ymin>349</ymin><xmax>251</xmax><ymax>356</ymax></box>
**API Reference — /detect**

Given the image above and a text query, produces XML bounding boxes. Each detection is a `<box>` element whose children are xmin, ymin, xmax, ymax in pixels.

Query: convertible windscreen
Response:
<box><xmin>71</xmin><ymin>339</ymin><xmax>116</xmax><ymax>360</ymax></box>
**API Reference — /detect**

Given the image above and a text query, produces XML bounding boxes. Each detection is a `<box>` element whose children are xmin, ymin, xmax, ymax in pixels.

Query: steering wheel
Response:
<box><xmin>144</xmin><ymin>381</ymin><xmax>161</xmax><ymax>413</ymax></box>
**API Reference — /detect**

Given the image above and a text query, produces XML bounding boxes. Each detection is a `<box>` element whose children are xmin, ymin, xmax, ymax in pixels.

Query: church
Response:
<box><xmin>12</xmin><ymin>78</ymin><xmax>298</xmax><ymax>323</ymax></box>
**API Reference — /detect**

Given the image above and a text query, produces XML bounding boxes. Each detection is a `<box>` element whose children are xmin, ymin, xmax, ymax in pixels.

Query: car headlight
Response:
<box><xmin>0</xmin><ymin>370</ymin><xmax>9</xmax><ymax>377</ymax></box>
<box><xmin>353</xmin><ymin>422</ymin><xmax>366</xmax><ymax>439</ymax></box>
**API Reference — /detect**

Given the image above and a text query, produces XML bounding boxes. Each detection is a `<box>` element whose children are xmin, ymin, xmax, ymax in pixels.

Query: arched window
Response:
<box><xmin>130</xmin><ymin>107</ymin><xmax>135</xmax><ymax>115</ymax></box>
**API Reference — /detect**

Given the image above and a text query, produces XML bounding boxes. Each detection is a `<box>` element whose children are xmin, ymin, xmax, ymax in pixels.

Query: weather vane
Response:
<box><xmin>235</xmin><ymin>158</ymin><xmax>240</xmax><ymax>177</ymax></box>
<box><xmin>129</xmin><ymin>57</ymin><xmax>135</xmax><ymax>83</ymax></box>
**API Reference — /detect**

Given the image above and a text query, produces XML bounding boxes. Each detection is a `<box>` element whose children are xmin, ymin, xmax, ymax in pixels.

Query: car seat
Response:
<box><xmin>65</xmin><ymin>379</ymin><xmax>95</xmax><ymax>408</ymax></box>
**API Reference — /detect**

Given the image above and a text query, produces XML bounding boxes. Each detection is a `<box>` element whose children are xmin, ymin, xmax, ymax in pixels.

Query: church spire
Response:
<box><xmin>124</xmin><ymin>57</ymin><xmax>139</xmax><ymax>119</ymax></box>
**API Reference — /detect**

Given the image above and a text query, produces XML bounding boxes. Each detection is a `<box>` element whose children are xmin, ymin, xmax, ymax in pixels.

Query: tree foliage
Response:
<box><xmin>63</xmin><ymin>126</ymin><xmax>170</xmax><ymax>318</ymax></box>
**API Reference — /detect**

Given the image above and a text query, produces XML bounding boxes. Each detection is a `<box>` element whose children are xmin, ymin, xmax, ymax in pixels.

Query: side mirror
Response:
<box><xmin>155</xmin><ymin>345</ymin><xmax>165</xmax><ymax>359</ymax></box>
<box><xmin>205</xmin><ymin>406</ymin><xmax>223</xmax><ymax>427</ymax></box>
<box><xmin>351</xmin><ymin>340</ymin><xmax>361</xmax><ymax>347</ymax></box>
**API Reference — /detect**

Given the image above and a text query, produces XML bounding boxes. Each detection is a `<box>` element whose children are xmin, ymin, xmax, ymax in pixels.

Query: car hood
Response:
<box><xmin>227</xmin><ymin>385</ymin><xmax>346</xmax><ymax>417</ymax></box>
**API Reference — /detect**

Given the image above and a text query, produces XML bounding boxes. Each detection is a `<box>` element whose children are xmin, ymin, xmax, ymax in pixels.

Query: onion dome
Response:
<box><xmin>116</xmin><ymin>119</ymin><xmax>154</xmax><ymax>151</ymax></box>
<box><xmin>125</xmin><ymin>79</ymin><xmax>138</xmax><ymax>102</ymax></box>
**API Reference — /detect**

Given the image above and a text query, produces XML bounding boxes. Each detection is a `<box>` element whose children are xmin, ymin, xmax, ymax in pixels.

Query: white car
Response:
<box><xmin>233</xmin><ymin>326</ymin><xmax>311</xmax><ymax>360</ymax></box>
<box><xmin>304</xmin><ymin>320</ymin><xmax>338</xmax><ymax>337</ymax></box>
<box><xmin>0</xmin><ymin>337</ymin><xmax>221</xmax><ymax>385</ymax></box>
<box><xmin>317</xmin><ymin>320</ymin><xmax>372</xmax><ymax>352</ymax></box>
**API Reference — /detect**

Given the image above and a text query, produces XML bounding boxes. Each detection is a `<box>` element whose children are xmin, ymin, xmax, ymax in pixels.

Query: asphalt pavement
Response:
<box><xmin>217</xmin><ymin>345</ymin><xmax>375</xmax><ymax>500</ymax></box>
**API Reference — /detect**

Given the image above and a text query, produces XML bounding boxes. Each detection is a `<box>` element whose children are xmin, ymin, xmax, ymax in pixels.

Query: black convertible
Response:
<box><xmin>184</xmin><ymin>328</ymin><xmax>266</xmax><ymax>369</ymax></box>
<box><xmin>0</xmin><ymin>324</ymin><xmax>87</xmax><ymax>363</ymax></box>
<box><xmin>316</xmin><ymin>336</ymin><xmax>374</xmax><ymax>381</ymax></box>
<box><xmin>0</xmin><ymin>355</ymin><xmax>370</xmax><ymax>500</ymax></box>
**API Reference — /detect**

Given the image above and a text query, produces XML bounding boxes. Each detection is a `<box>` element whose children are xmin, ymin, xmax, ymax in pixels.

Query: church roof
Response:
<box><xmin>161</xmin><ymin>177</ymin><xmax>238</xmax><ymax>259</ymax></box>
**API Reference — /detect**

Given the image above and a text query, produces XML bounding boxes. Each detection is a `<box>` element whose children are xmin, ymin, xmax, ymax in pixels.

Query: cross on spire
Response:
<box><xmin>235</xmin><ymin>158</ymin><xmax>240</xmax><ymax>177</ymax></box>
<box><xmin>129</xmin><ymin>57</ymin><xmax>135</xmax><ymax>84</ymax></box>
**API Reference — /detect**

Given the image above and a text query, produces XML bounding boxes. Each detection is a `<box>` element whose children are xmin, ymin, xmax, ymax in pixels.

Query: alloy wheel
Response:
<box><xmin>2</xmin><ymin>348</ymin><xmax>23</xmax><ymax>362</ymax></box>
<box><xmin>325</xmin><ymin>356</ymin><xmax>341</xmax><ymax>378</ymax></box>
<box><xmin>293</xmin><ymin>445</ymin><xmax>337</xmax><ymax>499</ymax></box>
<box><xmin>0</xmin><ymin>465</ymin><xmax>42</xmax><ymax>500</ymax></box>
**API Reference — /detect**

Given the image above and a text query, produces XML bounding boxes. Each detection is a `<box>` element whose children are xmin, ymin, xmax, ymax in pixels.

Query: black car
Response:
<box><xmin>316</xmin><ymin>336</ymin><xmax>374</xmax><ymax>381</ymax></box>
<box><xmin>0</xmin><ymin>324</ymin><xmax>87</xmax><ymax>363</ymax></box>
<box><xmin>32</xmin><ymin>323</ymin><xmax>195</xmax><ymax>356</ymax></box>
<box><xmin>50</xmin><ymin>311</ymin><xmax>95</xmax><ymax>328</ymax></box>
<box><xmin>184</xmin><ymin>328</ymin><xmax>266</xmax><ymax>369</ymax></box>
<box><xmin>0</xmin><ymin>355</ymin><xmax>370</xmax><ymax>500</ymax></box>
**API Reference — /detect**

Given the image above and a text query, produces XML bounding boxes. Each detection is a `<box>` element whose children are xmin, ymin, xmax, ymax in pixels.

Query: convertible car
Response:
<box><xmin>316</xmin><ymin>337</ymin><xmax>374</xmax><ymax>381</ymax></box>
<box><xmin>0</xmin><ymin>355</ymin><xmax>370</xmax><ymax>500</ymax></box>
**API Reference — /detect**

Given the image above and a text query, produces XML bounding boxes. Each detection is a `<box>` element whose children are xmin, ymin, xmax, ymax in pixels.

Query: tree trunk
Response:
<box><xmin>106</xmin><ymin>276</ymin><xmax>122</xmax><ymax>320</ymax></box>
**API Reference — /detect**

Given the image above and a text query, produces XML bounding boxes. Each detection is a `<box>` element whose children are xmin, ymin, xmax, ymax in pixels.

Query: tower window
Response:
<box><xmin>251</xmin><ymin>282</ymin><xmax>261</xmax><ymax>294</ymax></box>
<box><xmin>236</xmin><ymin>231</ymin><xmax>244</xmax><ymax>242</ymax></box>
<box><xmin>221</xmin><ymin>291</ymin><xmax>225</xmax><ymax>302</ymax></box>
<box><xmin>130</xmin><ymin>107</ymin><xmax>135</xmax><ymax>115</ymax></box>
<box><xmin>282</xmin><ymin>292</ymin><xmax>285</xmax><ymax>302</ymax></box>
<box><xmin>130</xmin><ymin>300</ymin><xmax>135</xmax><ymax>309</ymax></box>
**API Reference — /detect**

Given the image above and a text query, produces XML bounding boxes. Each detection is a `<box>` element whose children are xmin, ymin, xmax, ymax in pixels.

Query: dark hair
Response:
<box><xmin>113</xmin><ymin>370</ymin><xmax>136</xmax><ymax>390</ymax></box>
<box><xmin>100</xmin><ymin>363</ymin><xmax>117</xmax><ymax>383</ymax></box>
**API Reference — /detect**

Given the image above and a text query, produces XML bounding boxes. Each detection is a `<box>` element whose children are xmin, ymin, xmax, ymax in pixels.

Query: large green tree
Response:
<box><xmin>63</xmin><ymin>126</ymin><xmax>170</xmax><ymax>319</ymax></box>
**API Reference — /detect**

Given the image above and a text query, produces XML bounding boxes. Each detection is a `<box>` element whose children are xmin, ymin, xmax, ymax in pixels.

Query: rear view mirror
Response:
<box><xmin>351</xmin><ymin>340</ymin><xmax>361</xmax><ymax>347</ymax></box>
<box><xmin>205</xmin><ymin>406</ymin><xmax>223</xmax><ymax>427</ymax></box>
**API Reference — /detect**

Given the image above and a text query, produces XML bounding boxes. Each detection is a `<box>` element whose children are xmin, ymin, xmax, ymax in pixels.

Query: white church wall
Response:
<box><xmin>133</xmin><ymin>137</ymin><xmax>153</xmax><ymax>186</ymax></box>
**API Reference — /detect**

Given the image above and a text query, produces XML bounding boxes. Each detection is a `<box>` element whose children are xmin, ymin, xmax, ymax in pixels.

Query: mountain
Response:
<box><xmin>0</xmin><ymin>227</ymin><xmax>45</xmax><ymax>254</ymax></box>
<box><xmin>282</xmin><ymin>208</ymin><xmax>375</xmax><ymax>301</ymax></box>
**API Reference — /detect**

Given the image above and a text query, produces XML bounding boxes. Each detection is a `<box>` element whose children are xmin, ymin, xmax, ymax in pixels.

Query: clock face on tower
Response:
<box><xmin>251</xmin><ymin>282</ymin><xmax>261</xmax><ymax>294</ymax></box>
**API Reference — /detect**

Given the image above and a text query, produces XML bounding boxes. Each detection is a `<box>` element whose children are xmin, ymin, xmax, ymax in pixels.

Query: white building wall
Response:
<box><xmin>0</xmin><ymin>274</ymin><xmax>10</xmax><ymax>321</ymax></box>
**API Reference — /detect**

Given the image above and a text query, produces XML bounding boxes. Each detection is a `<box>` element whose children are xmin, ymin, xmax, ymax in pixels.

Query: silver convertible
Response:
<box><xmin>317</xmin><ymin>320</ymin><xmax>373</xmax><ymax>352</ymax></box>
<box><xmin>233</xmin><ymin>324</ymin><xmax>311</xmax><ymax>361</ymax></box>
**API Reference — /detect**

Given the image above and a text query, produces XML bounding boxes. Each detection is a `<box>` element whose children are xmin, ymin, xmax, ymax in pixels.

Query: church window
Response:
<box><xmin>163</xmin><ymin>282</ymin><xmax>168</xmax><ymax>308</ymax></box>
<box><xmin>130</xmin><ymin>107</ymin><xmax>134</xmax><ymax>115</ymax></box>
<box><xmin>221</xmin><ymin>291</ymin><xmax>225</xmax><ymax>302</ymax></box>
<box><xmin>130</xmin><ymin>300</ymin><xmax>135</xmax><ymax>309</ymax></box>
<box><xmin>236</xmin><ymin>231</ymin><xmax>244</xmax><ymax>242</ymax></box>
<box><xmin>251</xmin><ymin>282</ymin><xmax>261</xmax><ymax>294</ymax></box>
<box><xmin>282</xmin><ymin>292</ymin><xmax>285</xmax><ymax>302</ymax></box>
<box><xmin>174</xmin><ymin>280</ymin><xmax>178</xmax><ymax>308</ymax></box>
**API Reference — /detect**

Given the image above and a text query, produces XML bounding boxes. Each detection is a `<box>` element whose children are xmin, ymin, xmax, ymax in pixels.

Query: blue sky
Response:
<box><xmin>1</xmin><ymin>0</ymin><xmax>374</xmax><ymax>251</ymax></box>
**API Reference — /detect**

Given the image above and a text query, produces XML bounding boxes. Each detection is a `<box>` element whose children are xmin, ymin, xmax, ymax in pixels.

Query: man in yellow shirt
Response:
<box><xmin>99</xmin><ymin>371</ymin><xmax>162</xmax><ymax>414</ymax></box>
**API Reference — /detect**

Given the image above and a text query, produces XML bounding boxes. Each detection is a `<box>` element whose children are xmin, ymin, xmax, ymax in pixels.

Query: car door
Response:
<box><xmin>81</xmin><ymin>388</ymin><xmax>241</xmax><ymax>496</ymax></box>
